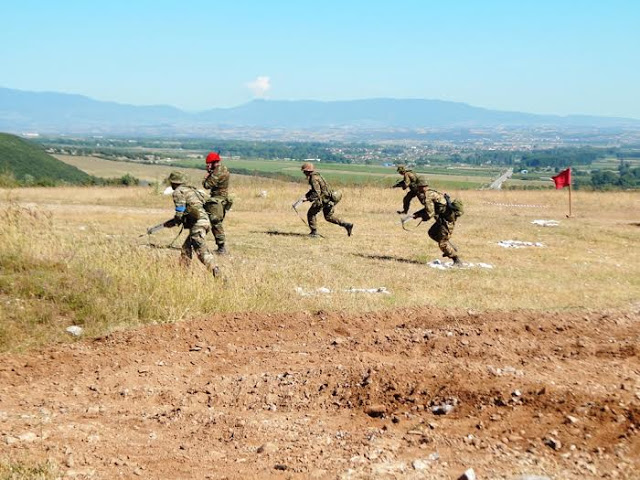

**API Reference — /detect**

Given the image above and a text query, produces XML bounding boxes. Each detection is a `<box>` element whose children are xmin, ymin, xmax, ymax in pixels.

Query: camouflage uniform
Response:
<box><xmin>168</xmin><ymin>184</ymin><xmax>218</xmax><ymax>272</ymax></box>
<box><xmin>415</xmin><ymin>188</ymin><xmax>458</xmax><ymax>259</ymax></box>
<box><xmin>305</xmin><ymin>171</ymin><xmax>350</xmax><ymax>233</ymax></box>
<box><xmin>203</xmin><ymin>164</ymin><xmax>230</xmax><ymax>249</ymax></box>
<box><xmin>394</xmin><ymin>169</ymin><xmax>419</xmax><ymax>214</ymax></box>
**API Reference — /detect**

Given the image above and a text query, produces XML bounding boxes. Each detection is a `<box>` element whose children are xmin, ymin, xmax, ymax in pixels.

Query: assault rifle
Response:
<box><xmin>141</xmin><ymin>220</ymin><xmax>171</xmax><ymax>237</ymax></box>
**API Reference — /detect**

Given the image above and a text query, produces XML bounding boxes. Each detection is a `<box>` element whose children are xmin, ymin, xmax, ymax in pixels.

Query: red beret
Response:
<box><xmin>206</xmin><ymin>152</ymin><xmax>221</xmax><ymax>163</ymax></box>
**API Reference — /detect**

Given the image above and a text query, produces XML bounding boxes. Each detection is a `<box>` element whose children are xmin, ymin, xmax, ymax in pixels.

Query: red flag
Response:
<box><xmin>552</xmin><ymin>168</ymin><xmax>571</xmax><ymax>189</ymax></box>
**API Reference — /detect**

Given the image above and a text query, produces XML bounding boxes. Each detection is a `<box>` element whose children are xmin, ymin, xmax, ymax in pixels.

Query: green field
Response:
<box><xmin>56</xmin><ymin>154</ymin><xmax>553</xmax><ymax>190</ymax></box>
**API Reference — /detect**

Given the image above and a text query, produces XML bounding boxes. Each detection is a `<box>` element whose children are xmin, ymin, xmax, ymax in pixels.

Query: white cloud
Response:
<box><xmin>246</xmin><ymin>76</ymin><xmax>271</xmax><ymax>97</ymax></box>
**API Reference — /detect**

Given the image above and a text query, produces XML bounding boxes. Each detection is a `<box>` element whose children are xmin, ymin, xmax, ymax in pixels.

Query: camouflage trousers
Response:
<box><xmin>204</xmin><ymin>197</ymin><xmax>228</xmax><ymax>247</ymax></box>
<box><xmin>307</xmin><ymin>201</ymin><xmax>348</xmax><ymax>232</ymax></box>
<box><xmin>181</xmin><ymin>221</ymin><xmax>217</xmax><ymax>272</ymax></box>
<box><xmin>401</xmin><ymin>189</ymin><xmax>418</xmax><ymax>214</ymax></box>
<box><xmin>428</xmin><ymin>217</ymin><xmax>457</xmax><ymax>258</ymax></box>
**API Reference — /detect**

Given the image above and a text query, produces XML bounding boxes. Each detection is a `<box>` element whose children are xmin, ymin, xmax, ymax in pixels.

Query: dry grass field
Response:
<box><xmin>0</xmin><ymin>174</ymin><xmax>638</xmax><ymax>351</ymax></box>
<box><xmin>0</xmin><ymin>165</ymin><xmax>639</xmax><ymax>479</ymax></box>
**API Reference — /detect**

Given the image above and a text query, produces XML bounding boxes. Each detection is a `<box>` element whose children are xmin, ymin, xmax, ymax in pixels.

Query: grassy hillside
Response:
<box><xmin>0</xmin><ymin>133</ymin><xmax>92</xmax><ymax>185</ymax></box>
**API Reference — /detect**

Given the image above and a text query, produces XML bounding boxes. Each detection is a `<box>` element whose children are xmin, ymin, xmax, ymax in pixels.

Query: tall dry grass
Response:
<box><xmin>0</xmin><ymin>179</ymin><xmax>638</xmax><ymax>352</ymax></box>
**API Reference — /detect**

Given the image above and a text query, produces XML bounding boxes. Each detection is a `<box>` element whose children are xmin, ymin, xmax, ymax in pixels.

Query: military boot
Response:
<box><xmin>216</xmin><ymin>244</ymin><xmax>228</xmax><ymax>255</ymax></box>
<box><xmin>345</xmin><ymin>223</ymin><xmax>354</xmax><ymax>236</ymax></box>
<box><xmin>397</xmin><ymin>210</ymin><xmax>407</xmax><ymax>214</ymax></box>
<box><xmin>212</xmin><ymin>266</ymin><xmax>220</xmax><ymax>278</ymax></box>
<box><xmin>452</xmin><ymin>256</ymin><xmax>463</xmax><ymax>266</ymax></box>
<box><xmin>309</xmin><ymin>229</ymin><xmax>320</xmax><ymax>238</ymax></box>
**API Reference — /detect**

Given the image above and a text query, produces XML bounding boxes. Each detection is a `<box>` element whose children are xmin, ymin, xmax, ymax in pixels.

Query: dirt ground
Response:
<box><xmin>1</xmin><ymin>307</ymin><xmax>639</xmax><ymax>479</ymax></box>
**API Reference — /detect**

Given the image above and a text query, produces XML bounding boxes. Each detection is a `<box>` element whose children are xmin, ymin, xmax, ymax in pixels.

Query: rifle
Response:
<box><xmin>400</xmin><ymin>213</ymin><xmax>423</xmax><ymax>232</ymax></box>
<box><xmin>145</xmin><ymin>221</ymin><xmax>168</xmax><ymax>236</ymax></box>
<box><xmin>291</xmin><ymin>196</ymin><xmax>308</xmax><ymax>226</ymax></box>
<box><xmin>140</xmin><ymin>219</ymin><xmax>184</xmax><ymax>248</ymax></box>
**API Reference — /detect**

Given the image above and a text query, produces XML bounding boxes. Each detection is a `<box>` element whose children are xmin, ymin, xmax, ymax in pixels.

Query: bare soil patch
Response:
<box><xmin>1</xmin><ymin>307</ymin><xmax>638</xmax><ymax>479</ymax></box>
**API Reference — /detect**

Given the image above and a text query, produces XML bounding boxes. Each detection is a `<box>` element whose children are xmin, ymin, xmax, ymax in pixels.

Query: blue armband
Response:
<box><xmin>175</xmin><ymin>205</ymin><xmax>186</xmax><ymax>213</ymax></box>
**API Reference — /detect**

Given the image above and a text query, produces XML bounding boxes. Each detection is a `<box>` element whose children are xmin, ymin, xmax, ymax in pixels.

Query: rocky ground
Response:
<box><xmin>1</xmin><ymin>307</ymin><xmax>639</xmax><ymax>479</ymax></box>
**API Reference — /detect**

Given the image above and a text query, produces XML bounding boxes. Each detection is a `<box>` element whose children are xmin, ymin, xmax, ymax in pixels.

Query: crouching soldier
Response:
<box><xmin>393</xmin><ymin>164</ymin><xmax>419</xmax><ymax>214</ymax></box>
<box><xmin>202</xmin><ymin>152</ymin><xmax>231</xmax><ymax>255</ymax></box>
<box><xmin>298</xmin><ymin>162</ymin><xmax>353</xmax><ymax>238</ymax></box>
<box><xmin>165</xmin><ymin>171</ymin><xmax>220</xmax><ymax>277</ymax></box>
<box><xmin>410</xmin><ymin>175</ymin><xmax>463</xmax><ymax>266</ymax></box>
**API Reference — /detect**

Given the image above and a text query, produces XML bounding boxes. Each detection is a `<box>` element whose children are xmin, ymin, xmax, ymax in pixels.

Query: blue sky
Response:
<box><xmin>2</xmin><ymin>0</ymin><xmax>639</xmax><ymax>117</ymax></box>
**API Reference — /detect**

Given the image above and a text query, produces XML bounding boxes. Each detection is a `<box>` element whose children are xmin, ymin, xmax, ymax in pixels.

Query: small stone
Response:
<box><xmin>18</xmin><ymin>432</ymin><xmax>38</xmax><ymax>442</ymax></box>
<box><xmin>432</xmin><ymin>404</ymin><xmax>455</xmax><ymax>415</ymax></box>
<box><xmin>331</xmin><ymin>337</ymin><xmax>346</xmax><ymax>346</ymax></box>
<box><xmin>65</xmin><ymin>326</ymin><xmax>83</xmax><ymax>337</ymax></box>
<box><xmin>257</xmin><ymin>442</ymin><xmax>277</xmax><ymax>454</ymax></box>
<box><xmin>4</xmin><ymin>436</ymin><xmax>19</xmax><ymax>445</ymax></box>
<box><xmin>543</xmin><ymin>436</ymin><xmax>562</xmax><ymax>450</ymax></box>
<box><xmin>274</xmin><ymin>464</ymin><xmax>287</xmax><ymax>471</ymax></box>
<box><xmin>458</xmin><ymin>468</ymin><xmax>476</xmax><ymax>480</ymax></box>
<box><xmin>565</xmin><ymin>415</ymin><xmax>579</xmax><ymax>425</ymax></box>
<box><xmin>364</xmin><ymin>405</ymin><xmax>387</xmax><ymax>418</ymax></box>
<box><xmin>412</xmin><ymin>459</ymin><xmax>428</xmax><ymax>470</ymax></box>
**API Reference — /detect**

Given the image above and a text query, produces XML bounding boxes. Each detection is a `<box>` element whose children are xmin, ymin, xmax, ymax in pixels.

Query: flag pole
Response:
<box><xmin>567</xmin><ymin>166</ymin><xmax>573</xmax><ymax>218</ymax></box>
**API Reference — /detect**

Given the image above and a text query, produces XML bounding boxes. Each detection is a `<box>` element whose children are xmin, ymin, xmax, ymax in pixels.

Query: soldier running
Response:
<box><xmin>409</xmin><ymin>175</ymin><xmax>463</xmax><ymax>266</ymax></box>
<box><xmin>393</xmin><ymin>164</ymin><xmax>419</xmax><ymax>214</ymax></box>
<box><xmin>164</xmin><ymin>171</ymin><xmax>220</xmax><ymax>277</ymax></box>
<box><xmin>298</xmin><ymin>162</ymin><xmax>353</xmax><ymax>238</ymax></box>
<box><xmin>202</xmin><ymin>152</ymin><xmax>231</xmax><ymax>255</ymax></box>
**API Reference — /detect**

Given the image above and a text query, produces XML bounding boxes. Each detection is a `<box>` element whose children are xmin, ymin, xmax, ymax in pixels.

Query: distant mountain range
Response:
<box><xmin>1</xmin><ymin>86</ymin><xmax>639</xmax><ymax>135</ymax></box>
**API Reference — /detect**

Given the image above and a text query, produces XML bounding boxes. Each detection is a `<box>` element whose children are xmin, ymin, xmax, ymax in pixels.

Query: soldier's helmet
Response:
<box><xmin>168</xmin><ymin>171</ymin><xmax>186</xmax><ymax>184</ymax></box>
<box><xmin>301</xmin><ymin>162</ymin><xmax>315</xmax><ymax>172</ymax></box>
<box><xmin>416</xmin><ymin>175</ymin><xmax>429</xmax><ymax>188</ymax></box>
<box><xmin>396</xmin><ymin>165</ymin><xmax>406</xmax><ymax>173</ymax></box>
<box><xmin>206</xmin><ymin>152</ymin><xmax>221</xmax><ymax>164</ymax></box>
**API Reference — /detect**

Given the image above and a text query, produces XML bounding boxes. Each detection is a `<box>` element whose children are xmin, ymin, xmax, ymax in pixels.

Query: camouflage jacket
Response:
<box><xmin>305</xmin><ymin>172</ymin><xmax>331</xmax><ymax>204</ymax></box>
<box><xmin>399</xmin><ymin>170</ymin><xmax>419</xmax><ymax>191</ymax></box>
<box><xmin>415</xmin><ymin>189</ymin><xmax>450</xmax><ymax>221</ymax></box>
<box><xmin>203</xmin><ymin>164</ymin><xmax>230</xmax><ymax>198</ymax></box>
<box><xmin>172</xmin><ymin>184</ymin><xmax>209</xmax><ymax>226</ymax></box>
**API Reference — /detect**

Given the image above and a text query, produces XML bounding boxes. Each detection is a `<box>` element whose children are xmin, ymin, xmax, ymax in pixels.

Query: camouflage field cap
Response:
<box><xmin>396</xmin><ymin>165</ymin><xmax>406</xmax><ymax>173</ymax></box>
<box><xmin>168</xmin><ymin>171</ymin><xmax>186</xmax><ymax>184</ymax></box>
<box><xmin>416</xmin><ymin>175</ymin><xmax>429</xmax><ymax>187</ymax></box>
<box><xmin>301</xmin><ymin>162</ymin><xmax>315</xmax><ymax>172</ymax></box>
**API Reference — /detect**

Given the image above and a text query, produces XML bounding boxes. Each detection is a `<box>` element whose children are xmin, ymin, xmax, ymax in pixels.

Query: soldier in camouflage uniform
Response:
<box><xmin>202</xmin><ymin>152</ymin><xmax>231</xmax><ymax>255</ymax></box>
<box><xmin>411</xmin><ymin>175</ymin><xmax>463</xmax><ymax>266</ymax></box>
<box><xmin>299</xmin><ymin>162</ymin><xmax>353</xmax><ymax>238</ymax></box>
<box><xmin>164</xmin><ymin>171</ymin><xmax>220</xmax><ymax>277</ymax></box>
<box><xmin>393</xmin><ymin>165</ymin><xmax>419</xmax><ymax>214</ymax></box>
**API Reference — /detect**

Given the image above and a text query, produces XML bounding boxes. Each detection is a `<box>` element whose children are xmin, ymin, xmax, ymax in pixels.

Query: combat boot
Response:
<box><xmin>452</xmin><ymin>256</ymin><xmax>463</xmax><ymax>266</ymax></box>
<box><xmin>309</xmin><ymin>230</ymin><xmax>320</xmax><ymax>238</ymax></box>
<box><xmin>212</xmin><ymin>266</ymin><xmax>220</xmax><ymax>278</ymax></box>
<box><xmin>216</xmin><ymin>244</ymin><xmax>228</xmax><ymax>255</ymax></box>
<box><xmin>397</xmin><ymin>210</ymin><xmax>407</xmax><ymax>214</ymax></box>
<box><xmin>345</xmin><ymin>223</ymin><xmax>354</xmax><ymax>236</ymax></box>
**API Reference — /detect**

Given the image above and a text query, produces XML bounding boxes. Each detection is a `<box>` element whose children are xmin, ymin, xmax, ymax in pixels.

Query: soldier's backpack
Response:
<box><xmin>444</xmin><ymin>193</ymin><xmax>464</xmax><ymax>218</ymax></box>
<box><xmin>329</xmin><ymin>190</ymin><xmax>342</xmax><ymax>204</ymax></box>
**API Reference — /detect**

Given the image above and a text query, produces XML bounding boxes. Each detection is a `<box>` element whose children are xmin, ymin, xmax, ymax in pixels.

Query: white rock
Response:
<box><xmin>18</xmin><ymin>432</ymin><xmax>38</xmax><ymax>442</ymax></box>
<box><xmin>412</xmin><ymin>459</ymin><xmax>429</xmax><ymax>470</ymax></box>
<box><xmin>163</xmin><ymin>186</ymin><xmax>173</xmax><ymax>195</ymax></box>
<box><xmin>65</xmin><ymin>326</ymin><xmax>84</xmax><ymax>337</ymax></box>
<box><xmin>458</xmin><ymin>468</ymin><xmax>476</xmax><ymax>480</ymax></box>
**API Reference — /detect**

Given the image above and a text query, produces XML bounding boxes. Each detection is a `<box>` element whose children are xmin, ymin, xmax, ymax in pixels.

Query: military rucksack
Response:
<box><xmin>444</xmin><ymin>193</ymin><xmax>464</xmax><ymax>218</ymax></box>
<box><xmin>329</xmin><ymin>190</ymin><xmax>342</xmax><ymax>204</ymax></box>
